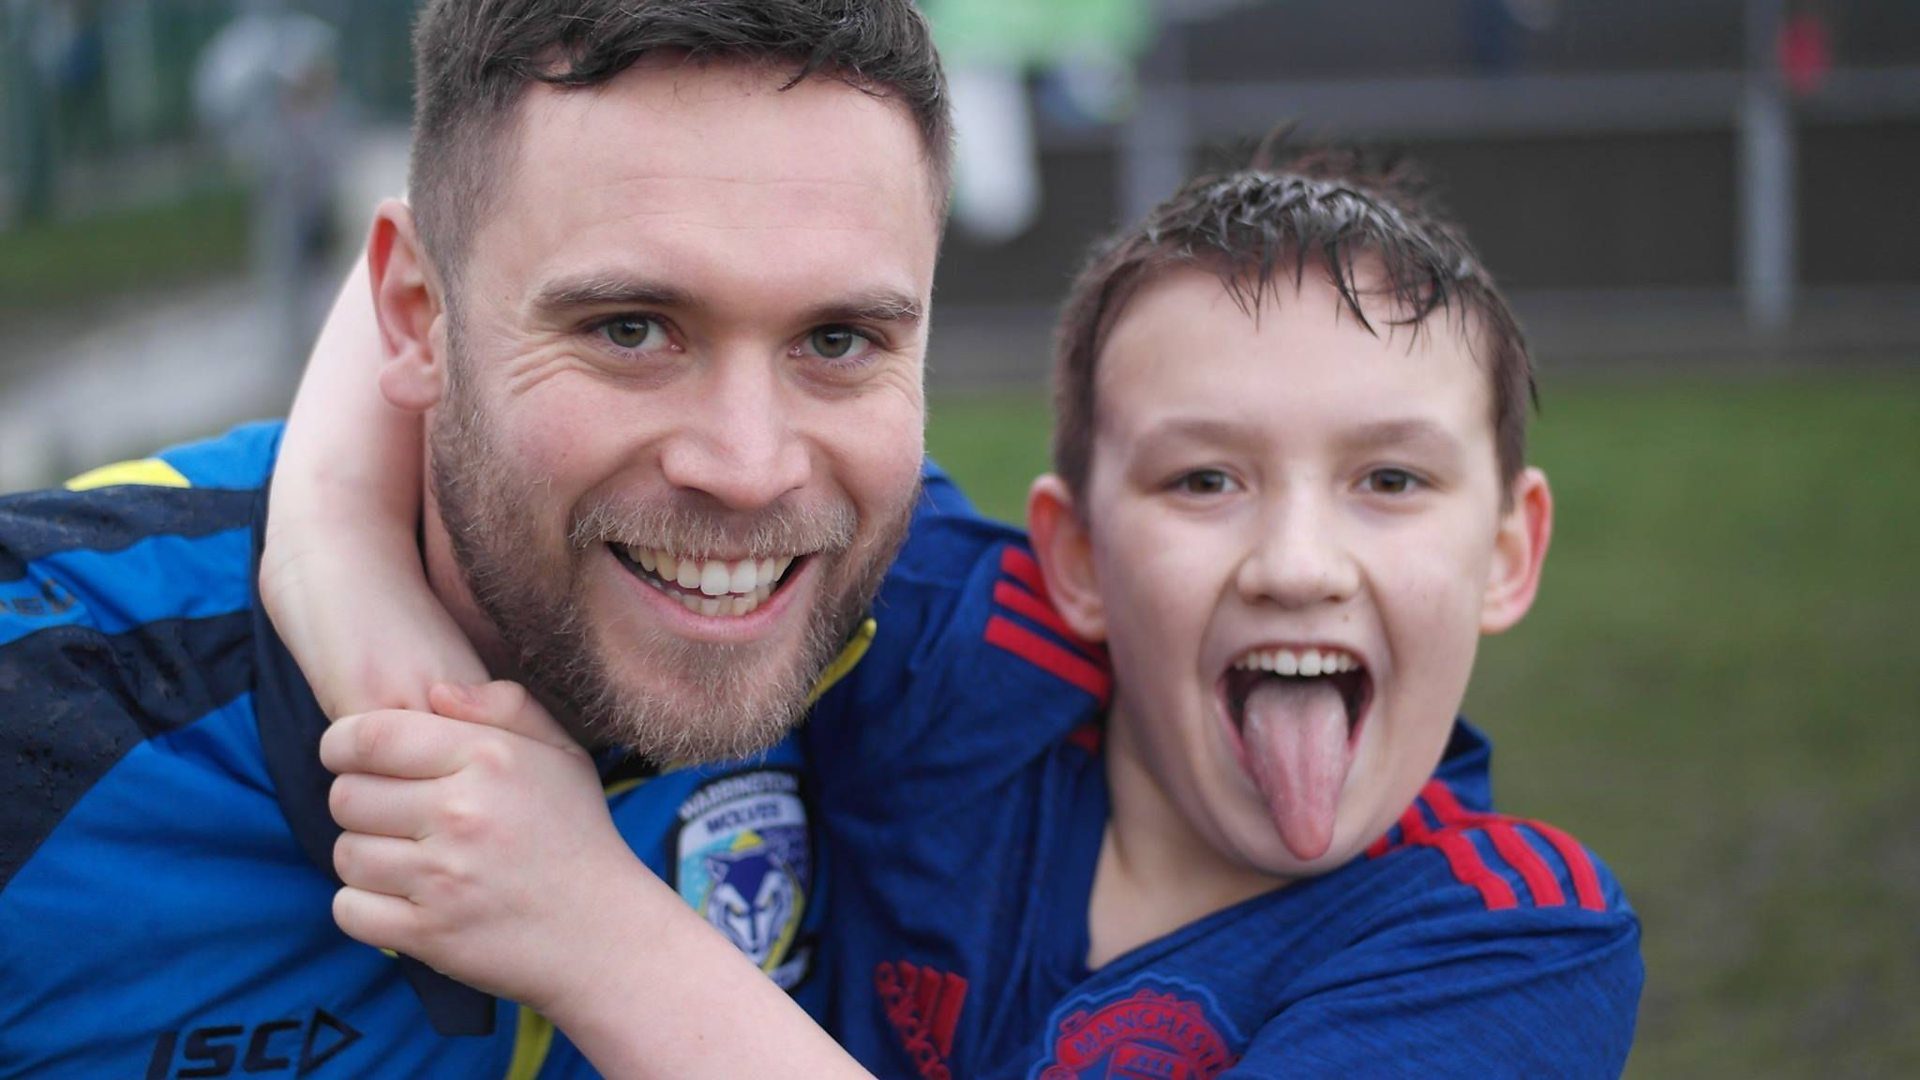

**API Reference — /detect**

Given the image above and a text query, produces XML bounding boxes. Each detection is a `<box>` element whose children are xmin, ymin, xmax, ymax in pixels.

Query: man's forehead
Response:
<box><xmin>458</xmin><ymin>55</ymin><xmax>942</xmax><ymax>300</ymax></box>
<box><xmin>515</xmin><ymin>56</ymin><xmax>939</xmax><ymax>218</ymax></box>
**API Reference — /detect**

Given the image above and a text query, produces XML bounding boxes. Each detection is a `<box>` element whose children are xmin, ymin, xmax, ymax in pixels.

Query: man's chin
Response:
<box><xmin>564</xmin><ymin>633</ymin><xmax>825</xmax><ymax>763</ymax></box>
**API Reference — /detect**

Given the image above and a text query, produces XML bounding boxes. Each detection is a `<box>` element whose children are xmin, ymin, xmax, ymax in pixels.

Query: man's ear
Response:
<box><xmin>368</xmin><ymin>199</ymin><xmax>447</xmax><ymax>414</ymax></box>
<box><xmin>1481</xmin><ymin>467</ymin><xmax>1553</xmax><ymax>635</ymax></box>
<box><xmin>1027</xmin><ymin>474</ymin><xmax>1107</xmax><ymax>644</ymax></box>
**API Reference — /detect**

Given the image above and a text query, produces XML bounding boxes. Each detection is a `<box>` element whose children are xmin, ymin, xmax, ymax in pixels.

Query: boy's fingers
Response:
<box><xmin>333</xmin><ymin>831</ymin><xmax>425</xmax><ymax>898</ymax></box>
<box><xmin>329</xmin><ymin>773</ymin><xmax>446</xmax><ymax>838</ymax></box>
<box><xmin>332</xmin><ymin>886</ymin><xmax>421</xmax><ymax>954</ymax></box>
<box><xmin>320</xmin><ymin>709</ymin><xmax>465</xmax><ymax>778</ymax></box>
<box><xmin>428</xmin><ymin>680</ymin><xmax>576</xmax><ymax>752</ymax></box>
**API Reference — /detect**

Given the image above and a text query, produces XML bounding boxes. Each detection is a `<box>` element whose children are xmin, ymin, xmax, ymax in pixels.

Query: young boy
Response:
<box><xmin>272</xmin><ymin>148</ymin><xmax>1642</xmax><ymax>1077</ymax></box>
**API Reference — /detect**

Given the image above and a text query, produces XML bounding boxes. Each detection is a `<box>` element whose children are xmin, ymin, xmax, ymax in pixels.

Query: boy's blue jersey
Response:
<box><xmin>0</xmin><ymin>424</ymin><xmax>829</xmax><ymax>1078</ymax></box>
<box><xmin>806</xmin><ymin>512</ymin><xmax>1644</xmax><ymax>1079</ymax></box>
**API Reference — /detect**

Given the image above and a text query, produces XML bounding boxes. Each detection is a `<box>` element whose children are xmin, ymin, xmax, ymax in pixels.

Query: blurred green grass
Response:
<box><xmin>0</xmin><ymin>186</ymin><xmax>249</xmax><ymax>318</ymax></box>
<box><xmin>927</xmin><ymin>372</ymin><xmax>1920</xmax><ymax>1079</ymax></box>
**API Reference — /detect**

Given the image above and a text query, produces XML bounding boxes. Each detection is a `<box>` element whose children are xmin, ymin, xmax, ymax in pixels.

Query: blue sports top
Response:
<box><xmin>804</xmin><ymin>510</ymin><xmax>1645</xmax><ymax>1079</ymax></box>
<box><xmin>0</xmin><ymin>423</ymin><xmax>838</xmax><ymax>1079</ymax></box>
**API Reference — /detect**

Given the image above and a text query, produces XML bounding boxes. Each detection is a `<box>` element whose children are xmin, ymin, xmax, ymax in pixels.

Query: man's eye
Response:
<box><xmin>800</xmin><ymin>326</ymin><xmax>873</xmax><ymax>362</ymax></box>
<box><xmin>1364</xmin><ymin>468</ymin><xmax>1420</xmax><ymax>495</ymax></box>
<box><xmin>1174</xmin><ymin>469</ymin><xmax>1236</xmax><ymax>496</ymax></box>
<box><xmin>600</xmin><ymin>316</ymin><xmax>669</xmax><ymax>352</ymax></box>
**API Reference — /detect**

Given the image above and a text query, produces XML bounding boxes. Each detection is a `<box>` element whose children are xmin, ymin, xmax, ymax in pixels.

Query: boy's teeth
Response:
<box><xmin>1232</xmin><ymin>646</ymin><xmax>1360</xmax><ymax>676</ymax></box>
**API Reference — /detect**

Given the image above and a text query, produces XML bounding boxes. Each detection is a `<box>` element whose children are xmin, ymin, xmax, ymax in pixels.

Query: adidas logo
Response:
<box><xmin>875</xmin><ymin>961</ymin><xmax>967</xmax><ymax>1080</ymax></box>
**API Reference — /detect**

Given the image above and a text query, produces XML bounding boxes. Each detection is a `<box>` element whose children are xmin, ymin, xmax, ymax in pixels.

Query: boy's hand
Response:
<box><xmin>321</xmin><ymin>681</ymin><xmax>661</xmax><ymax>1015</ymax></box>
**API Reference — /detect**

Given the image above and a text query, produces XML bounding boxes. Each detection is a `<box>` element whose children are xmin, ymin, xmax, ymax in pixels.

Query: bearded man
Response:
<box><xmin>0</xmin><ymin>2</ymin><xmax>953</xmax><ymax>1074</ymax></box>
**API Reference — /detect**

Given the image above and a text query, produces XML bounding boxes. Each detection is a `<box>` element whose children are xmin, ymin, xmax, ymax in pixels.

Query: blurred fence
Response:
<box><xmin>0</xmin><ymin>0</ymin><xmax>413</xmax><ymax>228</ymax></box>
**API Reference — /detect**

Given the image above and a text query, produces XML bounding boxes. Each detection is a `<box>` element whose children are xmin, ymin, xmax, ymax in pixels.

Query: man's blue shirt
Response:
<box><xmin>0</xmin><ymin>424</ymin><xmax>833</xmax><ymax>1078</ymax></box>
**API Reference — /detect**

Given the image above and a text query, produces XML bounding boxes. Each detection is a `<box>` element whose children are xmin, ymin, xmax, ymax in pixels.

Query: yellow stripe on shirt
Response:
<box><xmin>64</xmin><ymin>458</ymin><xmax>191</xmax><ymax>491</ymax></box>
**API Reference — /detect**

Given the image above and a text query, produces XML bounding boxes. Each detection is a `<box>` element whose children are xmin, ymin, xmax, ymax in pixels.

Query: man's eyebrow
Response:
<box><xmin>530</xmin><ymin>274</ymin><xmax>694</xmax><ymax>315</ymax></box>
<box><xmin>801</xmin><ymin>291</ymin><xmax>924</xmax><ymax>327</ymax></box>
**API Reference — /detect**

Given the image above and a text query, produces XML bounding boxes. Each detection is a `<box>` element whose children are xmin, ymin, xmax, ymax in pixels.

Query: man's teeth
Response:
<box><xmin>626</xmin><ymin>548</ymin><xmax>793</xmax><ymax>595</ymax></box>
<box><xmin>1232</xmin><ymin>647</ymin><xmax>1361</xmax><ymax>677</ymax></box>
<box><xmin>620</xmin><ymin>546</ymin><xmax>796</xmax><ymax>616</ymax></box>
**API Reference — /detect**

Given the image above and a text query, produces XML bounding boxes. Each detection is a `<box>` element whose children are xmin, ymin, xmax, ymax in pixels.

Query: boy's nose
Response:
<box><xmin>1235</xmin><ymin>498</ymin><xmax>1361</xmax><ymax>610</ymax></box>
<box><xmin>657</xmin><ymin>357</ymin><xmax>811</xmax><ymax>511</ymax></box>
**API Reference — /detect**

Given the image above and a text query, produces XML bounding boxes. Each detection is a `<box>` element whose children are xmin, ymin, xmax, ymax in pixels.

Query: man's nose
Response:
<box><xmin>657</xmin><ymin>358</ymin><xmax>811</xmax><ymax>511</ymax></box>
<box><xmin>1234</xmin><ymin>494</ymin><xmax>1361</xmax><ymax>610</ymax></box>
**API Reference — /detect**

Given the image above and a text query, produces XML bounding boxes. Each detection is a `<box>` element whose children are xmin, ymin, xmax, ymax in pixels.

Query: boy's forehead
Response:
<box><xmin>1092</xmin><ymin>266</ymin><xmax>1496</xmax><ymax>442</ymax></box>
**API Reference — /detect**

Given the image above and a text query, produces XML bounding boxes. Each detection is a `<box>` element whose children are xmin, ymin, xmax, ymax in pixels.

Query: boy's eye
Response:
<box><xmin>797</xmin><ymin>325</ymin><xmax>875</xmax><ymax>363</ymax></box>
<box><xmin>600</xmin><ymin>316</ymin><xmax>670</xmax><ymax>352</ymax></box>
<box><xmin>1174</xmin><ymin>469</ymin><xmax>1238</xmax><ymax>496</ymax></box>
<box><xmin>1363</xmin><ymin>468</ymin><xmax>1420</xmax><ymax>495</ymax></box>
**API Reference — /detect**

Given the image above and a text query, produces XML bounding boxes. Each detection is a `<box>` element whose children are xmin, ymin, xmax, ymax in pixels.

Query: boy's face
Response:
<box><xmin>1058</xmin><ymin>266</ymin><xmax>1547</xmax><ymax>880</ymax></box>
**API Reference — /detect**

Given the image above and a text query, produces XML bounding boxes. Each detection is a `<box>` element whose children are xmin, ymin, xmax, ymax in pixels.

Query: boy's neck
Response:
<box><xmin>1087</xmin><ymin>703</ymin><xmax>1290</xmax><ymax>969</ymax></box>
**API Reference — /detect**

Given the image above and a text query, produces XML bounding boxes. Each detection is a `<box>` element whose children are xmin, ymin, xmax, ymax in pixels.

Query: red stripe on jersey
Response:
<box><xmin>1485</xmin><ymin>820</ymin><xmax>1566</xmax><ymax>909</ymax></box>
<box><xmin>1430</xmin><ymin>830</ymin><xmax>1519</xmax><ymax>911</ymax></box>
<box><xmin>999</xmin><ymin>547</ymin><xmax>1048</xmax><ymax>598</ymax></box>
<box><xmin>913</xmin><ymin>966</ymin><xmax>942</xmax><ymax>1040</ymax></box>
<box><xmin>1399</xmin><ymin>800</ymin><xmax>1435</xmax><ymax>842</ymax></box>
<box><xmin>991</xmin><ymin>581</ymin><xmax>1102</xmax><ymax>660</ymax></box>
<box><xmin>1528</xmin><ymin>821</ymin><xmax>1607</xmax><ymax>912</ymax></box>
<box><xmin>1065</xmin><ymin>723</ymin><xmax>1102</xmax><ymax>754</ymax></box>
<box><xmin>1368</xmin><ymin>800</ymin><xmax>1430</xmax><ymax>859</ymax></box>
<box><xmin>998</xmin><ymin>580</ymin><xmax>1105</xmax><ymax>657</ymax></box>
<box><xmin>1420</xmin><ymin>779</ymin><xmax>1478</xmax><ymax>826</ymax></box>
<box><xmin>985</xmin><ymin>615</ymin><xmax>1112</xmax><ymax>703</ymax></box>
<box><xmin>928</xmin><ymin>970</ymin><xmax>969</xmax><ymax>1058</ymax></box>
<box><xmin>1428</xmin><ymin>772</ymin><xmax>1605</xmax><ymax>907</ymax></box>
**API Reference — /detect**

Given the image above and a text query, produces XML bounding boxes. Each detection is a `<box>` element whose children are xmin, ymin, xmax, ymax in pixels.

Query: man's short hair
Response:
<box><xmin>1051</xmin><ymin>139</ymin><xmax>1536</xmax><ymax>502</ymax></box>
<box><xmin>409</xmin><ymin>0</ymin><xmax>952</xmax><ymax>292</ymax></box>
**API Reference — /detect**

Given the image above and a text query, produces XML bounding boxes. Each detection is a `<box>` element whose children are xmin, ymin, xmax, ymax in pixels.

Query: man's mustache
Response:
<box><xmin>568</xmin><ymin>496</ymin><xmax>858</xmax><ymax>561</ymax></box>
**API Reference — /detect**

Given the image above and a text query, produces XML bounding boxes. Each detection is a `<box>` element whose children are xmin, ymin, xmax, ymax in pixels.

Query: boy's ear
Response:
<box><xmin>368</xmin><ymin>199</ymin><xmax>448</xmax><ymax>414</ymax></box>
<box><xmin>1480</xmin><ymin>467</ymin><xmax>1553</xmax><ymax>635</ymax></box>
<box><xmin>1027</xmin><ymin>474</ymin><xmax>1107</xmax><ymax>644</ymax></box>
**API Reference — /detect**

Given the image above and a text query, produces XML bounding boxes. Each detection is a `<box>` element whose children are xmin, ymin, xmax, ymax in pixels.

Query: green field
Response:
<box><xmin>0</xmin><ymin>186</ymin><xmax>249</xmax><ymax>319</ymax></box>
<box><xmin>926</xmin><ymin>373</ymin><xmax>1920</xmax><ymax>1078</ymax></box>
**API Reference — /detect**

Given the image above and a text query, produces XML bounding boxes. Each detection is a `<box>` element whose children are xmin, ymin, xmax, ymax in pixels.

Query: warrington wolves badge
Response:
<box><xmin>674</xmin><ymin>769</ymin><xmax>814</xmax><ymax>989</ymax></box>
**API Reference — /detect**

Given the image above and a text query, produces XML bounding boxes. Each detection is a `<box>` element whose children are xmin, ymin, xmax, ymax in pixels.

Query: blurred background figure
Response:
<box><xmin>194</xmin><ymin>0</ymin><xmax>346</xmax><ymax>371</ymax></box>
<box><xmin>0</xmin><ymin>3</ymin><xmax>1915</xmax><ymax>1075</ymax></box>
<box><xmin>924</xmin><ymin>0</ymin><xmax>1151</xmax><ymax>242</ymax></box>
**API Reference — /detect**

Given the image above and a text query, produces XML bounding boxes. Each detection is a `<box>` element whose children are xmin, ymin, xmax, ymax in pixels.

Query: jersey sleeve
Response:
<box><xmin>1225</xmin><ymin>837</ymin><xmax>1642</xmax><ymax>1079</ymax></box>
<box><xmin>802</xmin><ymin>465</ymin><xmax>1110</xmax><ymax>818</ymax></box>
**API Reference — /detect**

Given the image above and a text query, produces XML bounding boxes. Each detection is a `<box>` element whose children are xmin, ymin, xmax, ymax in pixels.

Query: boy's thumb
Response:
<box><xmin>428</xmin><ymin>680</ymin><xmax>574</xmax><ymax>751</ymax></box>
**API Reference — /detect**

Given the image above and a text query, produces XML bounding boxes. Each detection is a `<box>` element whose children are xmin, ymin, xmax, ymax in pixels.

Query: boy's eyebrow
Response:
<box><xmin>1341</xmin><ymin>418</ymin><xmax>1466</xmax><ymax>457</ymax></box>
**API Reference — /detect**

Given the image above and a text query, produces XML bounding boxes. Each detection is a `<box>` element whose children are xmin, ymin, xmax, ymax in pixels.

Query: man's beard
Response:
<box><xmin>428</xmin><ymin>364</ymin><xmax>915</xmax><ymax>764</ymax></box>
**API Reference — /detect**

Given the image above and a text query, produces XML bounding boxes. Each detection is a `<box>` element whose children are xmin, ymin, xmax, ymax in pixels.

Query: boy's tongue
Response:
<box><xmin>1241</xmin><ymin>678</ymin><xmax>1352</xmax><ymax>862</ymax></box>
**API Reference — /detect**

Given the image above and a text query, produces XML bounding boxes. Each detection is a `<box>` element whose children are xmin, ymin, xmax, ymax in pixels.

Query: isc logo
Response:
<box><xmin>145</xmin><ymin>1009</ymin><xmax>360</xmax><ymax>1079</ymax></box>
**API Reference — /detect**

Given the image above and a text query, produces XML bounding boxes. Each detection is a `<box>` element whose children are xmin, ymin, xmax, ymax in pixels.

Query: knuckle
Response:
<box><xmin>328</xmin><ymin>776</ymin><xmax>355</xmax><ymax>820</ymax></box>
<box><xmin>437</xmin><ymin>796</ymin><xmax>489</xmax><ymax>842</ymax></box>
<box><xmin>467</xmin><ymin>735</ymin><xmax>515</xmax><ymax>777</ymax></box>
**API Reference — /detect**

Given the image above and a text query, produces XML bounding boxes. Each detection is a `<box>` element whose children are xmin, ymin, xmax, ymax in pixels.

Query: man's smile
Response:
<box><xmin>609</xmin><ymin>545</ymin><xmax>805</xmax><ymax>618</ymax></box>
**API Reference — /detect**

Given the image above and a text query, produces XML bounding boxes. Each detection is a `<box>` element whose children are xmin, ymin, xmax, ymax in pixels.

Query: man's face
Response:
<box><xmin>1078</xmin><ymin>267</ymin><xmax>1542</xmax><ymax>880</ymax></box>
<box><xmin>426</xmin><ymin>58</ymin><xmax>938</xmax><ymax>761</ymax></box>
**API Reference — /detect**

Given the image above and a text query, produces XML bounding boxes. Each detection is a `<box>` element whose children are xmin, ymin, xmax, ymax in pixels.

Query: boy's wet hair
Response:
<box><xmin>409</xmin><ymin>0</ymin><xmax>951</xmax><ymax>293</ymax></box>
<box><xmin>1051</xmin><ymin>136</ymin><xmax>1536</xmax><ymax>501</ymax></box>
